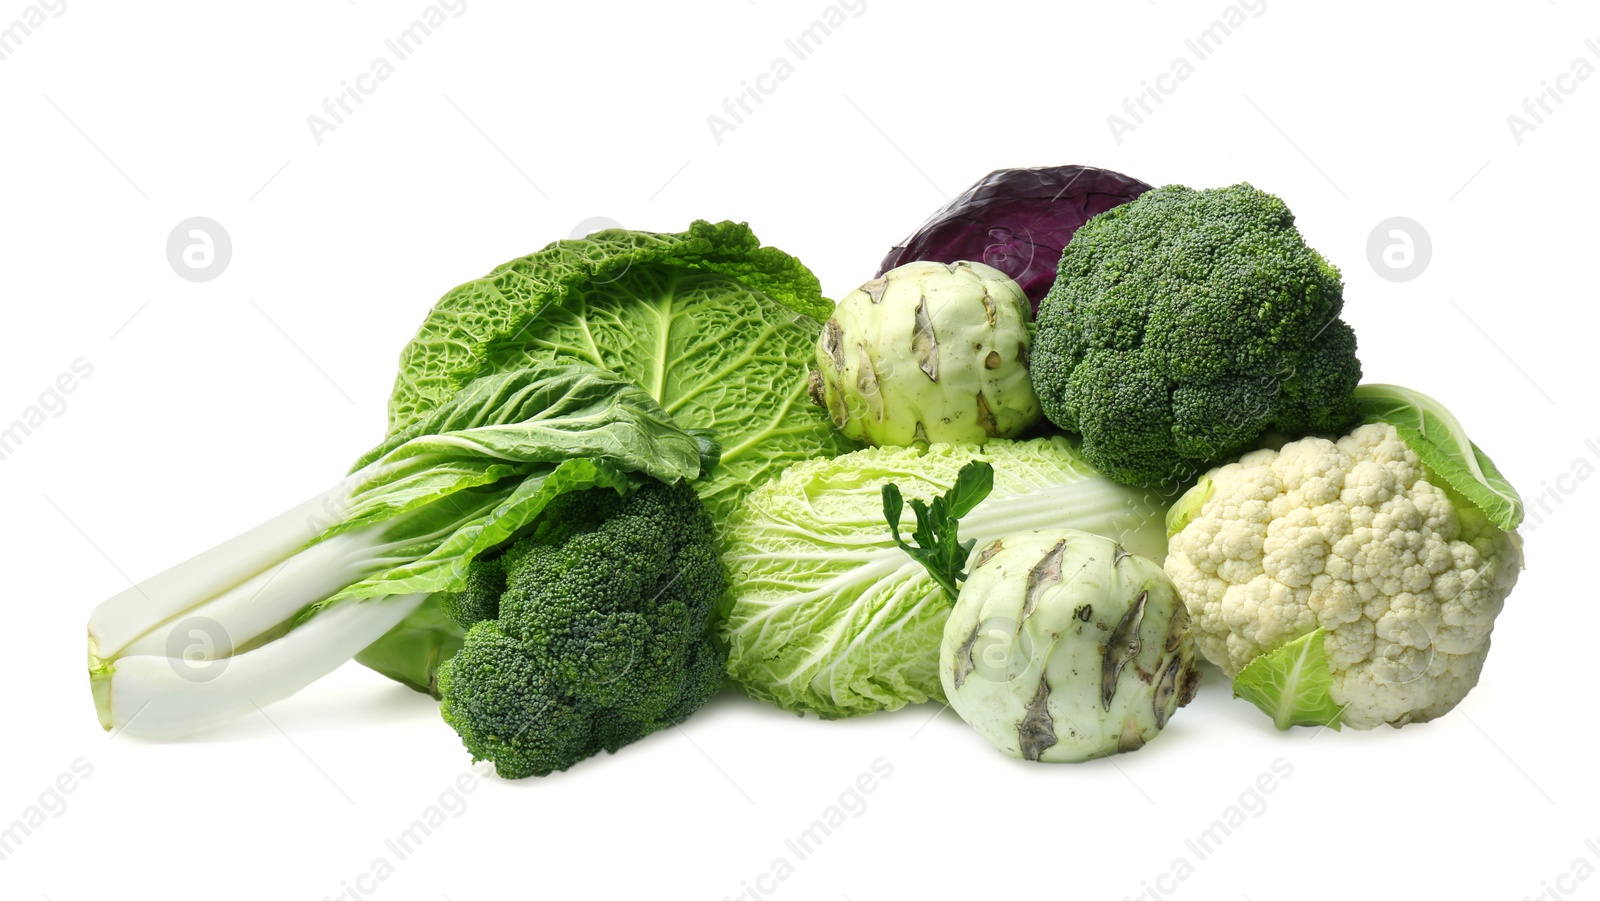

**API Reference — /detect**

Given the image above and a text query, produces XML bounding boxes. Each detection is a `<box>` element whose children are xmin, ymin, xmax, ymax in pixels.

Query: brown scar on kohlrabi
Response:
<box><xmin>975</xmin><ymin>392</ymin><xmax>1000</xmax><ymax>438</ymax></box>
<box><xmin>808</xmin><ymin>318</ymin><xmax>849</xmax><ymax>417</ymax></box>
<box><xmin>1178</xmin><ymin>662</ymin><xmax>1202</xmax><ymax>707</ymax></box>
<box><xmin>1117</xmin><ymin>716</ymin><xmax>1145</xmax><ymax>752</ymax></box>
<box><xmin>806</xmin><ymin>369</ymin><xmax>826</xmax><ymax>409</ymax></box>
<box><xmin>821</xmin><ymin>317</ymin><xmax>845</xmax><ymax>369</ymax></box>
<box><xmin>973</xmin><ymin>539</ymin><xmax>1005</xmax><ymax>569</ymax></box>
<box><xmin>1153</xmin><ymin>655</ymin><xmax>1184</xmax><ymax>729</ymax></box>
<box><xmin>854</xmin><ymin>343</ymin><xmax>882</xmax><ymax>424</ymax></box>
<box><xmin>1102</xmin><ymin>589</ymin><xmax>1148</xmax><ymax>710</ymax></box>
<box><xmin>1018</xmin><ymin>671</ymin><xmax>1058</xmax><ymax>761</ymax></box>
<box><xmin>1164</xmin><ymin>604</ymin><xmax>1190</xmax><ymax>654</ymax></box>
<box><xmin>951</xmin><ymin>621</ymin><xmax>981</xmax><ymax>691</ymax></box>
<box><xmin>1022</xmin><ymin>539</ymin><xmax>1068</xmax><ymax>621</ymax></box>
<box><xmin>912</xmin><ymin>296</ymin><xmax>939</xmax><ymax>382</ymax></box>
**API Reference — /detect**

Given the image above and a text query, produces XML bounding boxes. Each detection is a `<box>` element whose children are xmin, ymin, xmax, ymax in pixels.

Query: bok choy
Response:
<box><xmin>87</xmin><ymin>364</ymin><xmax>706</xmax><ymax>739</ymax></box>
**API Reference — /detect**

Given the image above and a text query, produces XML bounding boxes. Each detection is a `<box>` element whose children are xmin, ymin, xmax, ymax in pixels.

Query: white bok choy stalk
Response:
<box><xmin>87</xmin><ymin>364</ymin><xmax>707</xmax><ymax>740</ymax></box>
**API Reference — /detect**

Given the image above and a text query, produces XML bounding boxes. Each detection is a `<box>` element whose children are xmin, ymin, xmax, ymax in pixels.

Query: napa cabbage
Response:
<box><xmin>719</xmin><ymin>437</ymin><xmax>1173</xmax><ymax>718</ymax></box>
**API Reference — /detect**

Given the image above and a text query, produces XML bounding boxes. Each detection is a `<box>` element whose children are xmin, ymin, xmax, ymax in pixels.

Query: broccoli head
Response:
<box><xmin>435</xmin><ymin>479</ymin><xmax>726</xmax><ymax>778</ymax></box>
<box><xmin>1030</xmin><ymin>183</ymin><xmax>1362</xmax><ymax>489</ymax></box>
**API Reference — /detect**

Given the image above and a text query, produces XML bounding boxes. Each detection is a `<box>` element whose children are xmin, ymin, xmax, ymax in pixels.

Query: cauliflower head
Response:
<box><xmin>1165</xmin><ymin>423</ymin><xmax>1522</xmax><ymax>728</ymax></box>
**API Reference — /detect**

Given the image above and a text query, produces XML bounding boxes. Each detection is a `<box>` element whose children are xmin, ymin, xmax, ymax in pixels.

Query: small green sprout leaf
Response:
<box><xmin>882</xmin><ymin>461</ymin><xmax>995</xmax><ymax>601</ymax></box>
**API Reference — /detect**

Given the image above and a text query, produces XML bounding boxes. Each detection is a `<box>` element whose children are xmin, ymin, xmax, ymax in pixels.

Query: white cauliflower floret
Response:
<box><xmin>1165</xmin><ymin>423</ymin><xmax>1523</xmax><ymax>729</ymax></box>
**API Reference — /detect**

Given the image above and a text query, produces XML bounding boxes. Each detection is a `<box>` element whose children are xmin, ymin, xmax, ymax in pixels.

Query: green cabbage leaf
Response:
<box><xmin>383</xmin><ymin>219</ymin><xmax>849</xmax><ymax>522</ymax></box>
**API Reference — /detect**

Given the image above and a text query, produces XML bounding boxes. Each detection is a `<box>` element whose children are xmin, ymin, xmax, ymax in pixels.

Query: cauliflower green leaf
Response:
<box><xmin>1231</xmin><ymin>629</ymin><xmax>1344</xmax><ymax>731</ymax></box>
<box><xmin>1355</xmin><ymin>383</ymin><xmax>1523</xmax><ymax>531</ymax></box>
<box><xmin>1164</xmin><ymin>475</ymin><xmax>1213</xmax><ymax>538</ymax></box>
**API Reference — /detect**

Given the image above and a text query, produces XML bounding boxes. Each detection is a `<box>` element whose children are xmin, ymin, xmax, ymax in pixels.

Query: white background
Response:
<box><xmin>3</xmin><ymin>1</ymin><xmax>1596</xmax><ymax>899</ymax></box>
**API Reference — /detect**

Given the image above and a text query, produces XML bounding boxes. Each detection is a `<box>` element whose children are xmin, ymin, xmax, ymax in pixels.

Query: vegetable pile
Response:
<box><xmin>85</xmin><ymin>165</ymin><xmax>1528</xmax><ymax>776</ymax></box>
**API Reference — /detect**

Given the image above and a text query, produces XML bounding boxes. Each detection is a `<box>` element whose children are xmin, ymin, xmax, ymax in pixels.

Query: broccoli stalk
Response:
<box><xmin>437</xmin><ymin>479</ymin><xmax>727</xmax><ymax>779</ymax></box>
<box><xmin>86</xmin><ymin>365</ymin><xmax>707</xmax><ymax>740</ymax></box>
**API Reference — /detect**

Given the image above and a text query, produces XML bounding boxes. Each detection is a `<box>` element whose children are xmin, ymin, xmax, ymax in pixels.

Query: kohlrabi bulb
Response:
<box><xmin>808</xmin><ymin>260</ymin><xmax>1040</xmax><ymax>446</ymax></box>
<box><xmin>940</xmin><ymin>529</ymin><xmax>1200</xmax><ymax>763</ymax></box>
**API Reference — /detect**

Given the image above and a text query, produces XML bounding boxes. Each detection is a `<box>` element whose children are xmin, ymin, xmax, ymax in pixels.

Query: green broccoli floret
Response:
<box><xmin>435</xmin><ymin>479</ymin><xmax>726</xmax><ymax>779</ymax></box>
<box><xmin>1030</xmin><ymin>183</ymin><xmax>1363</xmax><ymax>489</ymax></box>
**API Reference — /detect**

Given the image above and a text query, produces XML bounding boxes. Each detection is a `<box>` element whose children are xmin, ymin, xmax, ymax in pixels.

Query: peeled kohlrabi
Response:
<box><xmin>941</xmin><ymin>529</ymin><xmax>1200</xmax><ymax>762</ymax></box>
<box><xmin>808</xmin><ymin>260</ymin><xmax>1040</xmax><ymax>446</ymax></box>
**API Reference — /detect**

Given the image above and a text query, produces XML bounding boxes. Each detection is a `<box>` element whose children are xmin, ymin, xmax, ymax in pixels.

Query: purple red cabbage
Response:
<box><xmin>877</xmin><ymin>165</ymin><xmax>1153</xmax><ymax>311</ymax></box>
